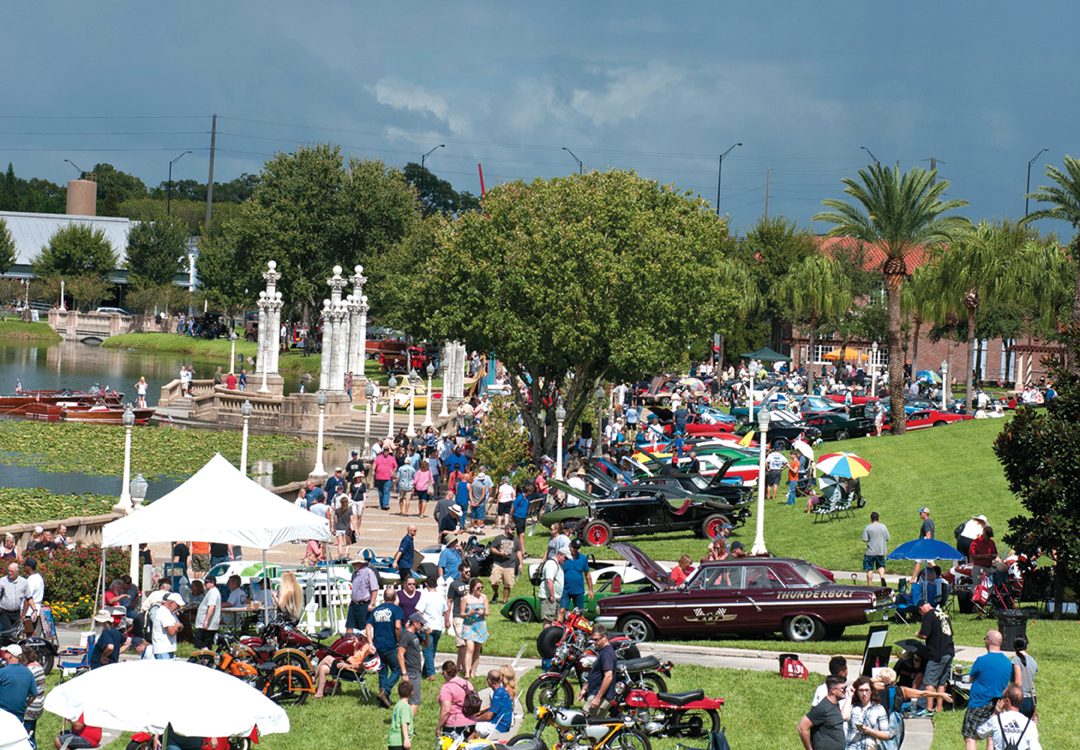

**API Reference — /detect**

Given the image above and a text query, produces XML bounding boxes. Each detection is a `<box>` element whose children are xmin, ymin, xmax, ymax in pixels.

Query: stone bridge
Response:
<box><xmin>47</xmin><ymin>309</ymin><xmax>144</xmax><ymax>343</ymax></box>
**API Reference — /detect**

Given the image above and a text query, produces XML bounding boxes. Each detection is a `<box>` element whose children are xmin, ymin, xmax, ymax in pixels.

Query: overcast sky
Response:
<box><xmin>3</xmin><ymin>1</ymin><xmax>1077</xmax><ymax>236</ymax></box>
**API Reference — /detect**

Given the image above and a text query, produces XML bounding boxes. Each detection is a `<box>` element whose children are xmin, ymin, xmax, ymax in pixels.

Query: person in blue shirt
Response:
<box><xmin>962</xmin><ymin>629</ymin><xmax>1015</xmax><ymax>748</ymax></box>
<box><xmin>474</xmin><ymin>670</ymin><xmax>514</xmax><ymax>738</ymax></box>
<box><xmin>323</xmin><ymin>468</ymin><xmax>346</xmax><ymax>501</ymax></box>
<box><xmin>438</xmin><ymin>537</ymin><xmax>463</xmax><ymax>582</ymax></box>
<box><xmin>560</xmin><ymin>540</ymin><xmax>593</xmax><ymax>617</ymax></box>
<box><xmin>90</xmin><ymin>610</ymin><xmax>126</xmax><ymax>669</ymax></box>
<box><xmin>370</xmin><ymin>588</ymin><xmax>404</xmax><ymax>708</ymax></box>
<box><xmin>455</xmin><ymin>471</ymin><xmax>472</xmax><ymax>530</ymax></box>
<box><xmin>512</xmin><ymin>487</ymin><xmax>530</xmax><ymax>541</ymax></box>
<box><xmin>0</xmin><ymin>645</ymin><xmax>38</xmax><ymax>722</ymax></box>
<box><xmin>392</xmin><ymin>526</ymin><xmax>417</xmax><ymax>582</ymax></box>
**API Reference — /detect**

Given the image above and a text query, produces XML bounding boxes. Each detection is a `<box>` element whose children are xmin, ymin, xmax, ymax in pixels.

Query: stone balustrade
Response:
<box><xmin>157</xmin><ymin>378</ymin><xmax>216</xmax><ymax>406</ymax></box>
<box><xmin>47</xmin><ymin>309</ymin><xmax>140</xmax><ymax>342</ymax></box>
<box><xmin>0</xmin><ymin>512</ymin><xmax>124</xmax><ymax>550</ymax></box>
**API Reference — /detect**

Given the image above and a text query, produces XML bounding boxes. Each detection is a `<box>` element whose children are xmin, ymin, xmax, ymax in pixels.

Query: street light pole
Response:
<box><xmin>387</xmin><ymin>375</ymin><xmax>398</xmax><ymax>439</ymax></box>
<box><xmin>420</xmin><ymin>144</ymin><xmax>445</xmax><ymax>171</ymax></box>
<box><xmin>406</xmin><ymin>369</ymin><xmax>417</xmax><ymax>437</ymax></box>
<box><xmin>364</xmin><ymin>382</ymin><xmax>375</xmax><ymax>454</ymax></box>
<box><xmin>113</xmin><ymin>406</ymin><xmax>136</xmax><ymax>512</ymax></box>
<box><xmin>229</xmin><ymin>331</ymin><xmax>238</xmax><ymax>375</ymax></box>
<box><xmin>941</xmin><ymin>359</ymin><xmax>949</xmax><ymax>411</ymax></box>
<box><xmin>128</xmin><ymin>473</ymin><xmax>148</xmax><ymax>584</ymax></box>
<box><xmin>167</xmin><ymin>150</ymin><xmax>192</xmax><ymax>217</ymax></box>
<box><xmin>239</xmin><ymin>399</ymin><xmax>253</xmax><ymax>476</ymax></box>
<box><xmin>1025</xmin><ymin>148</ymin><xmax>1049</xmax><ymax>217</ymax></box>
<box><xmin>860</xmin><ymin>145</ymin><xmax>881</xmax><ymax>165</ymax></box>
<box><xmin>438</xmin><ymin>354</ymin><xmax>450</xmax><ymax>419</ymax></box>
<box><xmin>555</xmin><ymin>403</ymin><xmax>567</xmax><ymax>479</ymax></box>
<box><xmin>423</xmin><ymin>362</ymin><xmax>435</xmax><ymax>428</ymax></box>
<box><xmin>750</xmin><ymin>409</ymin><xmax>771</xmax><ymax>556</ymax></box>
<box><xmin>312</xmin><ymin>390</ymin><xmax>328</xmax><ymax>477</ymax></box>
<box><xmin>562</xmin><ymin>147</ymin><xmax>583</xmax><ymax>175</ymax></box>
<box><xmin>870</xmin><ymin>341</ymin><xmax>879</xmax><ymax>397</ymax></box>
<box><xmin>715</xmin><ymin>142</ymin><xmax>743</xmax><ymax>215</ymax></box>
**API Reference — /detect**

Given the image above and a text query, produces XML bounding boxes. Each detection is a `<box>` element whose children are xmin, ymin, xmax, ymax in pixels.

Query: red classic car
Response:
<box><xmin>645</xmin><ymin>407</ymin><xmax>736</xmax><ymax>437</ymax></box>
<box><xmin>824</xmin><ymin>393</ymin><xmax>879</xmax><ymax>406</ymax></box>
<box><xmin>595</xmin><ymin>543</ymin><xmax>893</xmax><ymax>643</ymax></box>
<box><xmin>885</xmin><ymin>408</ymin><xmax>974</xmax><ymax>431</ymax></box>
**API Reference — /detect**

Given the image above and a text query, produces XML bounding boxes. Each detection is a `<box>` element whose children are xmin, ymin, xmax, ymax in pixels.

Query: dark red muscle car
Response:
<box><xmin>595</xmin><ymin>543</ymin><xmax>893</xmax><ymax>643</ymax></box>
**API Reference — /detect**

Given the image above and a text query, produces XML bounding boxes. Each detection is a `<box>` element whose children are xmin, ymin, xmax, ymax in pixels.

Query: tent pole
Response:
<box><xmin>323</xmin><ymin>542</ymin><xmax>335</xmax><ymax>631</ymax></box>
<box><xmin>95</xmin><ymin>547</ymin><xmax>107</xmax><ymax>615</ymax></box>
<box><xmin>261</xmin><ymin>549</ymin><xmax>270</xmax><ymax>626</ymax></box>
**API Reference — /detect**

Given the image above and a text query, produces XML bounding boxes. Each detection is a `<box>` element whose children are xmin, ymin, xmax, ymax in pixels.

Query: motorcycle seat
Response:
<box><xmin>657</xmin><ymin>689</ymin><xmax>704</xmax><ymax>706</ymax></box>
<box><xmin>258</xmin><ymin>661</ymin><xmax>278</xmax><ymax>672</ymax></box>
<box><xmin>315</xmin><ymin>628</ymin><xmax>333</xmax><ymax>641</ymax></box>
<box><xmin>616</xmin><ymin>655</ymin><xmax>660</xmax><ymax>672</ymax></box>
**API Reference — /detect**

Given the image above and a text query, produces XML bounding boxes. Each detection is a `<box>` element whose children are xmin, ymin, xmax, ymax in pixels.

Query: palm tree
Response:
<box><xmin>774</xmin><ymin>255</ymin><xmax>852</xmax><ymax>392</ymax></box>
<box><xmin>1023</xmin><ymin>155</ymin><xmax>1080</xmax><ymax>327</ymax></box>
<box><xmin>903</xmin><ymin>263</ymin><xmax>943</xmax><ymax>378</ymax></box>
<box><xmin>814</xmin><ymin>164</ymin><xmax>969</xmax><ymax>433</ymax></box>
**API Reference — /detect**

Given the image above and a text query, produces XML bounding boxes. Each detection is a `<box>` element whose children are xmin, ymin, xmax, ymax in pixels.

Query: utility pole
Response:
<box><xmin>204</xmin><ymin>114</ymin><xmax>217</xmax><ymax>234</ymax></box>
<box><xmin>763</xmin><ymin>169</ymin><xmax>772</xmax><ymax>220</ymax></box>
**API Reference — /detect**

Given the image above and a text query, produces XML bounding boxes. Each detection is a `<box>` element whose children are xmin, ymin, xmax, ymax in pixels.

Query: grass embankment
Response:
<box><xmin>0</xmin><ymin>488</ymin><xmax>115</xmax><ymax>525</ymax></box>
<box><xmin>529</xmin><ymin>418</ymin><xmax>1019</xmax><ymax>574</ymax></box>
<box><xmin>0</xmin><ymin>319</ymin><xmax>62</xmax><ymax>343</ymax></box>
<box><xmin>0</xmin><ymin>420</ymin><xmax>305</xmax><ymax>479</ymax></box>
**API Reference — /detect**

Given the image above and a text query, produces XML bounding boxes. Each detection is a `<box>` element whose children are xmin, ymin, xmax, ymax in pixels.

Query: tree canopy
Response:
<box><xmin>125</xmin><ymin>217</ymin><xmax>188</xmax><ymax>287</ymax></box>
<box><xmin>380</xmin><ymin>170</ymin><xmax>749</xmax><ymax>459</ymax></box>
<box><xmin>402</xmin><ymin>163</ymin><xmax>480</xmax><ymax>217</ymax></box>
<box><xmin>0</xmin><ymin>218</ymin><xmax>14</xmax><ymax>275</ymax></box>
<box><xmin>0</xmin><ymin>163</ymin><xmax>66</xmax><ymax>214</ymax></box>
<box><xmin>32</xmin><ymin>224</ymin><xmax>117</xmax><ymax>278</ymax></box>
<box><xmin>197</xmin><ymin>144</ymin><xmax>419</xmax><ymax>319</ymax></box>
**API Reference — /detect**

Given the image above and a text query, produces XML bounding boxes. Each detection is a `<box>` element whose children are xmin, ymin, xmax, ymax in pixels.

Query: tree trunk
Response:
<box><xmin>910</xmin><ymin>317</ymin><xmax>921</xmax><ymax>378</ymax></box>
<box><xmin>965</xmin><ymin>305</ymin><xmax>977</xmax><ymax>411</ymax></box>
<box><xmin>1072</xmin><ymin>234</ymin><xmax>1080</xmax><ymax>374</ymax></box>
<box><xmin>807</xmin><ymin>318</ymin><xmax>817</xmax><ymax>393</ymax></box>
<box><xmin>884</xmin><ymin>271</ymin><xmax>906</xmax><ymax>433</ymax></box>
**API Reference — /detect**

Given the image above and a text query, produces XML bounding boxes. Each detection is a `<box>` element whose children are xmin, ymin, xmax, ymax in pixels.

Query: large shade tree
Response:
<box><xmin>814</xmin><ymin>164</ymin><xmax>969</xmax><ymax>432</ymax></box>
<box><xmin>380</xmin><ymin>171</ymin><xmax>751</xmax><ymax>461</ymax></box>
<box><xmin>1024</xmin><ymin>154</ymin><xmax>1080</xmax><ymax>334</ymax></box>
<box><xmin>774</xmin><ymin>254</ymin><xmax>852</xmax><ymax>391</ymax></box>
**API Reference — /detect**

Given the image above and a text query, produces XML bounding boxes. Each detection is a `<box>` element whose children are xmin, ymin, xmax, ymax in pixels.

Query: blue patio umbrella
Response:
<box><xmin>887</xmin><ymin>538</ymin><xmax>965</xmax><ymax>561</ymax></box>
<box><xmin>916</xmin><ymin>369</ymin><xmax>942</xmax><ymax>384</ymax></box>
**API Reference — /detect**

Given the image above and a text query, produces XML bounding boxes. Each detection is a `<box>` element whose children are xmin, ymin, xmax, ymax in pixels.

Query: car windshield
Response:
<box><xmin>791</xmin><ymin>562</ymin><xmax>832</xmax><ymax>586</ymax></box>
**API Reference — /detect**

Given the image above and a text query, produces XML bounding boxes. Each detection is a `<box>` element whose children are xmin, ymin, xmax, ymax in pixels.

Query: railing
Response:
<box><xmin>198</xmin><ymin>389</ymin><xmax>284</xmax><ymax>427</ymax></box>
<box><xmin>0</xmin><ymin>512</ymin><xmax>123</xmax><ymax>550</ymax></box>
<box><xmin>158</xmin><ymin>378</ymin><xmax>215</xmax><ymax>406</ymax></box>
<box><xmin>47</xmin><ymin>310</ymin><xmax>139</xmax><ymax>341</ymax></box>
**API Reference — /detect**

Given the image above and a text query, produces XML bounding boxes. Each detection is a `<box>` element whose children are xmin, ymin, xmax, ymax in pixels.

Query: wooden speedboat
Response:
<box><xmin>0</xmin><ymin>389</ymin><xmax>124</xmax><ymax>415</ymax></box>
<box><xmin>21</xmin><ymin>402</ymin><xmax>153</xmax><ymax>425</ymax></box>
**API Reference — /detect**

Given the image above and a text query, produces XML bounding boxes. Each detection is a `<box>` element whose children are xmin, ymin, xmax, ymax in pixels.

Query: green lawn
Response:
<box><xmin>530</xmin><ymin>419</ymin><xmax>1019</xmax><ymax>574</ymax></box>
<box><xmin>0</xmin><ymin>319</ymin><xmax>62</xmax><ymax>343</ymax></box>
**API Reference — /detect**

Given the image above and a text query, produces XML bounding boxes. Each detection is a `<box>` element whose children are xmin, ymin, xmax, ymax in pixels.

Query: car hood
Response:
<box><xmin>609</xmin><ymin>542</ymin><xmax>673</xmax><ymax>590</ymax></box>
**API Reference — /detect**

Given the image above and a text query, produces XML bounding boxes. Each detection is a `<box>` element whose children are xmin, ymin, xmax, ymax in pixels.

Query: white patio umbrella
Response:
<box><xmin>791</xmin><ymin>439</ymin><xmax>814</xmax><ymax>459</ymax></box>
<box><xmin>0</xmin><ymin>712</ymin><xmax>32</xmax><ymax>750</ymax></box>
<box><xmin>44</xmin><ymin>660</ymin><xmax>290</xmax><ymax>738</ymax></box>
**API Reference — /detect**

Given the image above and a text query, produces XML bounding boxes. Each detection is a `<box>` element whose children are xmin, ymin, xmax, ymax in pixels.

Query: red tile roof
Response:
<box><xmin>816</xmin><ymin>236</ymin><xmax>932</xmax><ymax>273</ymax></box>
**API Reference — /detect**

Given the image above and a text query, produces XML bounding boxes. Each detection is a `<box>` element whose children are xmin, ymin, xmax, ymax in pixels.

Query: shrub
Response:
<box><xmin>39</xmin><ymin>545</ymin><xmax>128</xmax><ymax>606</ymax></box>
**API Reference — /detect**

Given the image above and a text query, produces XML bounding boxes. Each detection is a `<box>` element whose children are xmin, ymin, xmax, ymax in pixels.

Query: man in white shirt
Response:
<box><xmin>765</xmin><ymin>446</ymin><xmax>787</xmax><ymax>499</ymax></box>
<box><xmin>22</xmin><ymin>559</ymin><xmax>44</xmax><ymax>635</ymax></box>
<box><xmin>541</xmin><ymin>551</ymin><xmax>565</xmax><ymax>625</ymax></box>
<box><xmin>195</xmin><ymin>575</ymin><xmax>222</xmax><ymax>648</ymax></box>
<box><xmin>566</xmin><ymin>468</ymin><xmax>587</xmax><ymax>502</ymax></box>
<box><xmin>151</xmin><ymin>593</ymin><xmax>184</xmax><ymax>659</ymax></box>
<box><xmin>416</xmin><ymin>577</ymin><xmax>448</xmax><ymax>680</ymax></box>
<box><xmin>975</xmin><ymin>686</ymin><xmax>1041</xmax><ymax>749</ymax></box>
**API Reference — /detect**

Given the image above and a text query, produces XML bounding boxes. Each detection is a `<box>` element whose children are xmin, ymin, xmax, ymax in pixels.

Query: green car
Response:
<box><xmin>500</xmin><ymin>561</ymin><xmax>656</xmax><ymax>623</ymax></box>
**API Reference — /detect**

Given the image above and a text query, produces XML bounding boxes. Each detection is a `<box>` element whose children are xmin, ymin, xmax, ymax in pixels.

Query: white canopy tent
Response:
<box><xmin>102</xmin><ymin>453</ymin><xmax>333</xmax><ymax>623</ymax></box>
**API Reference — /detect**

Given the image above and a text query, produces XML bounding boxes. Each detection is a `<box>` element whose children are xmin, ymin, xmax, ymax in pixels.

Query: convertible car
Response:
<box><xmin>802</xmin><ymin>411</ymin><xmax>875</xmax><ymax>441</ymax></box>
<box><xmin>541</xmin><ymin>480</ymin><xmax>751</xmax><ymax>545</ymax></box>
<box><xmin>733</xmin><ymin>416</ymin><xmax>821</xmax><ymax>450</ymax></box>
<box><xmin>596</xmin><ymin>543</ymin><xmax>894</xmax><ymax>643</ymax></box>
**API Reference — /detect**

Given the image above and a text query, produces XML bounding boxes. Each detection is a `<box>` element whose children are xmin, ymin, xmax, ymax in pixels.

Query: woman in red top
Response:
<box><xmin>56</xmin><ymin>715</ymin><xmax>102</xmax><ymax>749</ymax></box>
<box><xmin>969</xmin><ymin>526</ymin><xmax>999</xmax><ymax>582</ymax></box>
<box><xmin>669</xmin><ymin>555</ymin><xmax>695</xmax><ymax>586</ymax></box>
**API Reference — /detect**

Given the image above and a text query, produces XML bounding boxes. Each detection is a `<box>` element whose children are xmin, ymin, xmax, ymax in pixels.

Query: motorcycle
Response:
<box><xmin>613</xmin><ymin>688</ymin><xmax>723</xmax><ymax>739</ymax></box>
<box><xmin>535</xmin><ymin>611</ymin><xmax>640</xmax><ymax>662</ymax></box>
<box><xmin>188</xmin><ymin>632</ymin><xmax>313</xmax><ymax>705</ymax></box>
<box><xmin>525</xmin><ymin>642</ymin><xmax>671</xmax><ymax>714</ymax></box>
<box><xmin>1</xmin><ymin>618</ymin><xmax>58</xmax><ymax>675</ymax></box>
<box><xmin>510</xmin><ymin>705</ymin><xmax>652</xmax><ymax>750</ymax></box>
<box><xmin>239</xmin><ymin>616</ymin><xmax>367</xmax><ymax>673</ymax></box>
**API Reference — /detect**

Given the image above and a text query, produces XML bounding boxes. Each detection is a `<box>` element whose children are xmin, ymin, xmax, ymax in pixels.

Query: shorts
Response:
<box><xmin>406</xmin><ymin>672</ymin><xmax>422</xmax><ymax>705</ymax></box>
<box><xmin>922</xmin><ymin>654</ymin><xmax>952</xmax><ymax>686</ymax></box>
<box><xmin>540</xmin><ymin>599</ymin><xmax>558</xmax><ymax>622</ymax></box>
<box><xmin>497</xmin><ymin>501</ymin><xmax>512</xmax><ymax>516</ymax></box>
<box><xmin>863</xmin><ymin>555</ymin><xmax>885</xmax><ymax>572</ymax></box>
<box><xmin>56</xmin><ymin>734</ymin><xmax>96</xmax><ymax>749</ymax></box>
<box><xmin>416</xmin><ymin>489</ymin><xmax>430</xmax><ymax>502</ymax></box>
<box><xmin>350</xmin><ymin>501</ymin><xmax>365</xmax><ymax>516</ymax></box>
<box><xmin>191</xmin><ymin>554</ymin><xmax>210</xmax><ymax>572</ymax></box>
<box><xmin>766</xmin><ymin>469</ymin><xmax>782</xmax><ymax>486</ymax></box>
<box><xmin>346</xmin><ymin>602</ymin><xmax>370</xmax><ymax>631</ymax></box>
<box><xmin>453</xmin><ymin>617</ymin><xmax>466</xmax><ymax>648</ymax></box>
<box><xmin>962</xmin><ymin>703</ymin><xmax>996</xmax><ymax>739</ymax></box>
<box><xmin>491</xmin><ymin>566</ymin><xmax>517</xmax><ymax>589</ymax></box>
<box><xmin>513</xmin><ymin>517</ymin><xmax>527</xmax><ymax>534</ymax></box>
<box><xmin>470</xmin><ymin>504</ymin><xmax>486</xmax><ymax>520</ymax></box>
<box><xmin>561</xmin><ymin>591</ymin><xmax>585</xmax><ymax>611</ymax></box>
<box><xmin>334</xmin><ymin>529</ymin><xmax>348</xmax><ymax>536</ymax></box>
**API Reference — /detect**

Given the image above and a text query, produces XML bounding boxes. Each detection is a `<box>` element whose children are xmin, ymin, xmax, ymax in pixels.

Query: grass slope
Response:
<box><xmin>528</xmin><ymin>419</ymin><xmax>1018</xmax><ymax>573</ymax></box>
<box><xmin>0</xmin><ymin>319</ymin><xmax>62</xmax><ymax>343</ymax></box>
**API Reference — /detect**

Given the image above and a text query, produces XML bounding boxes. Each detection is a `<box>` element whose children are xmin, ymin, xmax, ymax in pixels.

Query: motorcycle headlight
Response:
<box><xmin>623</xmin><ymin>716</ymin><xmax>635</xmax><ymax>727</ymax></box>
<box><xmin>579</xmin><ymin>654</ymin><xmax>597</xmax><ymax>669</ymax></box>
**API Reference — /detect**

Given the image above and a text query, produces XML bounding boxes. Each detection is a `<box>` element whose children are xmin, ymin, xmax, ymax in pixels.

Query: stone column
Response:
<box><xmin>345</xmin><ymin>294</ymin><xmax>359</xmax><ymax>382</ymax></box>
<box><xmin>332</xmin><ymin>300</ymin><xmax>350</xmax><ymax>392</ymax></box>
<box><xmin>268</xmin><ymin>293</ymin><xmax>283</xmax><ymax>374</ymax></box>
<box><xmin>358</xmin><ymin>294</ymin><xmax>369</xmax><ymax>380</ymax></box>
<box><xmin>318</xmin><ymin>299</ymin><xmax>332</xmax><ymax>391</ymax></box>
<box><xmin>262</xmin><ymin>261</ymin><xmax>282</xmax><ymax>374</ymax></box>
<box><xmin>255</xmin><ymin>292</ymin><xmax>268</xmax><ymax>374</ymax></box>
<box><xmin>348</xmin><ymin>265</ymin><xmax>367</xmax><ymax>377</ymax></box>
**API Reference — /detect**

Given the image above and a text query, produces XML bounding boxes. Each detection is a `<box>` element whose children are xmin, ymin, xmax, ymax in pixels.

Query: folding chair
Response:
<box><xmin>56</xmin><ymin>633</ymin><xmax>95</xmax><ymax>683</ymax></box>
<box><xmin>329</xmin><ymin>653</ymin><xmax>380</xmax><ymax>703</ymax></box>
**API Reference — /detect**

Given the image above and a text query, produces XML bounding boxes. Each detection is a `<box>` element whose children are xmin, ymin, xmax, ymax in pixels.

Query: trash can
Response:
<box><xmin>997</xmin><ymin>609</ymin><xmax>1028</xmax><ymax>647</ymax></box>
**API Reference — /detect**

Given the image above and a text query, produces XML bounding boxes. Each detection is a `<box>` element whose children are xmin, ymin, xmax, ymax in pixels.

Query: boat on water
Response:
<box><xmin>0</xmin><ymin>388</ymin><xmax>124</xmax><ymax>416</ymax></box>
<box><xmin>21</xmin><ymin>402</ymin><xmax>154</xmax><ymax>425</ymax></box>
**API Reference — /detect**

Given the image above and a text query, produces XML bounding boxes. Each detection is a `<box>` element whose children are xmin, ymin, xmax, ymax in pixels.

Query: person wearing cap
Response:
<box><xmin>489</xmin><ymin>524</ymin><xmax>522</xmax><ymax>605</ymax></box>
<box><xmin>345</xmin><ymin>449</ymin><xmax>365</xmax><ymax>484</ymax></box>
<box><xmin>324</xmin><ymin>466</ymin><xmax>346</xmax><ymax>501</ymax></box>
<box><xmin>560</xmin><ymin>540</ymin><xmax>593</xmax><ymax>619</ymax></box>
<box><xmin>956</xmin><ymin>515</ymin><xmax>988</xmax><ymax>561</ymax></box>
<box><xmin>89</xmin><ymin>609</ymin><xmax>126</xmax><ymax>669</ymax></box>
<box><xmin>541</xmin><ymin>549</ymin><xmax>566</xmax><ymax>625</ymax></box>
<box><xmin>372</xmin><ymin>587</ymin><xmax>404</xmax><ymax>708</ymax></box>
<box><xmin>194</xmin><ymin>575</ymin><xmax>221</xmax><ymax>649</ymax></box>
<box><xmin>438</xmin><ymin>505</ymin><xmax>462</xmax><ymax>537</ymax></box>
<box><xmin>0</xmin><ymin>563</ymin><xmax>32</xmax><ymax>634</ymax></box>
<box><xmin>128</xmin><ymin>636</ymin><xmax>151</xmax><ymax>660</ymax></box>
<box><xmin>397</xmin><ymin>613</ymin><xmax>428</xmax><ymax>715</ymax></box>
<box><xmin>912</xmin><ymin>507</ymin><xmax>936</xmax><ymax>580</ymax></box>
<box><xmin>151</xmin><ymin>592</ymin><xmax>184</xmax><ymax>659</ymax></box>
<box><xmin>729</xmin><ymin>541</ymin><xmax>747</xmax><ymax>559</ymax></box>
<box><xmin>0</xmin><ymin>644</ymin><xmax>37</xmax><ymax>723</ymax></box>
<box><xmin>438</xmin><ymin>537</ymin><xmax>463</xmax><ymax>583</ymax></box>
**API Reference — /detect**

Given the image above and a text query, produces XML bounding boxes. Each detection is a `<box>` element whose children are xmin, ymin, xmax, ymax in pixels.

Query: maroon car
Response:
<box><xmin>595</xmin><ymin>543</ymin><xmax>893</xmax><ymax>643</ymax></box>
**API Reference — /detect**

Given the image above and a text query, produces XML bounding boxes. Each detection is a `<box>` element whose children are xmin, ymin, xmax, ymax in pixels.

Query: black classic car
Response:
<box><xmin>733</xmin><ymin>414</ymin><xmax>821</xmax><ymax>450</ymax></box>
<box><xmin>801</xmin><ymin>411</ymin><xmax>875</xmax><ymax>441</ymax></box>
<box><xmin>540</xmin><ymin>480</ymin><xmax>750</xmax><ymax>546</ymax></box>
<box><xmin>586</xmin><ymin>457</ymin><xmax>752</xmax><ymax>507</ymax></box>
<box><xmin>596</xmin><ymin>543</ymin><xmax>893</xmax><ymax>643</ymax></box>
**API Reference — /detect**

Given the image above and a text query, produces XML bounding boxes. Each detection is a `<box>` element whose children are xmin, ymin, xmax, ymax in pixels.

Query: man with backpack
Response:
<box><xmin>974</xmin><ymin>685</ymin><xmax>1041</xmax><ymax>750</ymax></box>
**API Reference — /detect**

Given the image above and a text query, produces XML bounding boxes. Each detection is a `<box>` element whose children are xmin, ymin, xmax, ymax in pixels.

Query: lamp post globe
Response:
<box><xmin>128</xmin><ymin>472</ymin><xmax>149</xmax><ymax>583</ymax></box>
<box><xmin>239</xmin><ymin>399</ymin><xmax>253</xmax><ymax>476</ymax></box>
<box><xmin>870</xmin><ymin>341</ymin><xmax>879</xmax><ymax>397</ymax></box>
<box><xmin>387</xmin><ymin>375</ymin><xmax>398</xmax><ymax>438</ymax></box>
<box><xmin>423</xmin><ymin>362</ymin><xmax>436</xmax><ymax>428</ymax></box>
<box><xmin>555</xmin><ymin>403</ymin><xmax>567</xmax><ymax>480</ymax></box>
<box><xmin>751</xmin><ymin>408</ymin><xmax>771</xmax><ymax>556</ymax></box>
<box><xmin>312</xmin><ymin>390</ymin><xmax>328</xmax><ymax>478</ymax></box>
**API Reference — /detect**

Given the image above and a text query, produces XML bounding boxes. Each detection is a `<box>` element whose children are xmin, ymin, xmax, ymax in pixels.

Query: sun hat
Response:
<box><xmin>449</xmin><ymin>505</ymin><xmax>463</xmax><ymax>516</ymax></box>
<box><xmin>1</xmin><ymin>644</ymin><xmax>22</xmax><ymax>658</ymax></box>
<box><xmin>92</xmin><ymin>609</ymin><xmax>113</xmax><ymax>624</ymax></box>
<box><xmin>165</xmin><ymin>593</ymin><xmax>185</xmax><ymax>606</ymax></box>
<box><xmin>974</xmin><ymin>514</ymin><xmax>989</xmax><ymax>523</ymax></box>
